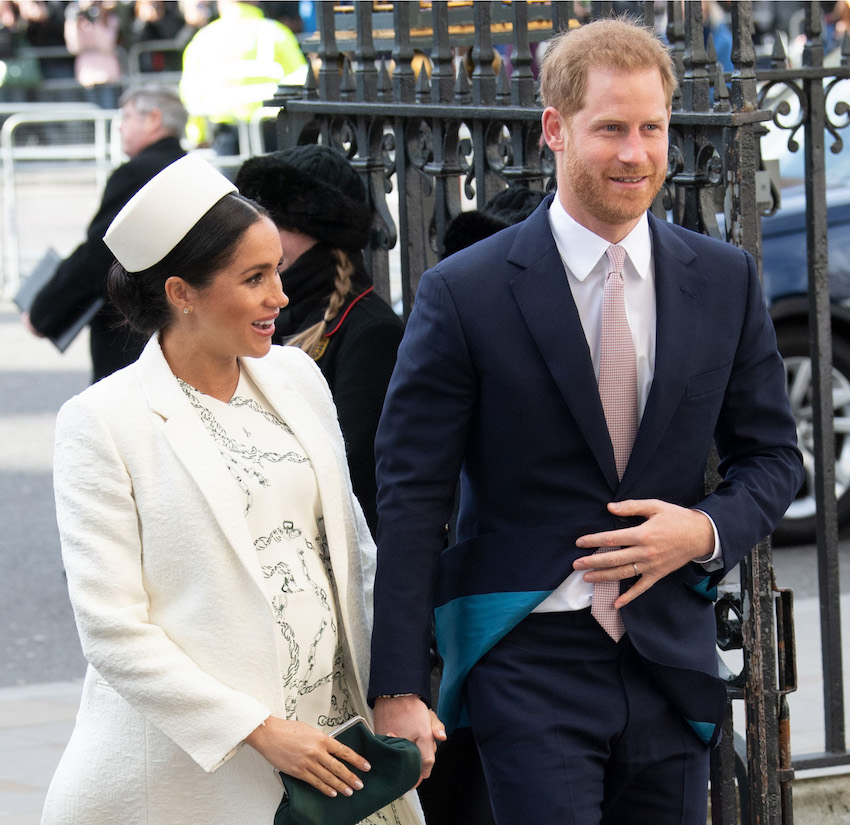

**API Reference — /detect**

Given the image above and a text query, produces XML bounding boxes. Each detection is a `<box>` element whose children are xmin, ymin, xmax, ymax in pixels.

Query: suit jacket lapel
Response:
<box><xmin>507</xmin><ymin>205</ymin><xmax>710</xmax><ymax>494</ymax></box>
<box><xmin>508</xmin><ymin>201</ymin><xmax>620</xmax><ymax>489</ymax></box>
<box><xmin>620</xmin><ymin>214</ymin><xmax>705</xmax><ymax>494</ymax></box>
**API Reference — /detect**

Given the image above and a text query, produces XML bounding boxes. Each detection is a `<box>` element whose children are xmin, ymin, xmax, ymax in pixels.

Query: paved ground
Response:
<box><xmin>0</xmin><ymin>312</ymin><xmax>88</xmax><ymax>689</ymax></box>
<box><xmin>0</xmin><ymin>681</ymin><xmax>80</xmax><ymax>825</ymax></box>
<box><xmin>0</xmin><ymin>308</ymin><xmax>88</xmax><ymax>824</ymax></box>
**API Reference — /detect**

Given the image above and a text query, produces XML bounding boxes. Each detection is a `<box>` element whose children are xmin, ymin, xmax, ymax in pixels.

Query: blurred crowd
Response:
<box><xmin>0</xmin><ymin>1</ymin><xmax>311</xmax><ymax>131</ymax></box>
<box><xmin>1</xmin><ymin>1</ymin><xmax>848</xmax><ymax>93</ymax></box>
<box><xmin>0</xmin><ymin>1</ymin><xmax>310</xmax><ymax>68</ymax></box>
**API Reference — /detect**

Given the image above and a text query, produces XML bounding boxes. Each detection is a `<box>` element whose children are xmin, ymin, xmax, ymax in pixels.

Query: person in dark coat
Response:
<box><xmin>23</xmin><ymin>85</ymin><xmax>187</xmax><ymax>382</ymax></box>
<box><xmin>441</xmin><ymin>185</ymin><xmax>547</xmax><ymax>261</ymax></box>
<box><xmin>235</xmin><ymin>144</ymin><xmax>404</xmax><ymax>536</ymax></box>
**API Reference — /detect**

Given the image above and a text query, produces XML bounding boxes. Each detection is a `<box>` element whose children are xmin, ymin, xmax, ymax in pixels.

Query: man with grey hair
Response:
<box><xmin>24</xmin><ymin>85</ymin><xmax>187</xmax><ymax>381</ymax></box>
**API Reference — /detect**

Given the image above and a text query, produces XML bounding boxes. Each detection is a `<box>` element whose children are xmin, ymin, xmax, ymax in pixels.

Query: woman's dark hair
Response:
<box><xmin>108</xmin><ymin>192</ymin><xmax>267</xmax><ymax>334</ymax></box>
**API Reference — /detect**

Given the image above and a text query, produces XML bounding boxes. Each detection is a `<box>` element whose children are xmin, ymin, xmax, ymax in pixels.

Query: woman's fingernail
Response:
<box><xmin>354</xmin><ymin>780</ymin><xmax>364</xmax><ymax>790</ymax></box>
<box><xmin>362</xmin><ymin>762</ymin><xmax>371</xmax><ymax>771</ymax></box>
<box><xmin>343</xmin><ymin>787</ymin><xmax>353</xmax><ymax>796</ymax></box>
<box><xmin>330</xmin><ymin>790</ymin><xmax>338</xmax><ymax>797</ymax></box>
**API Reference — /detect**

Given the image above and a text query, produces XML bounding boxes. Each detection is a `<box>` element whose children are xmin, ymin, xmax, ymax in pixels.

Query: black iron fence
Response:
<box><xmin>270</xmin><ymin>2</ymin><xmax>849</xmax><ymax>822</ymax></box>
<box><xmin>754</xmin><ymin>5</ymin><xmax>849</xmax><ymax>776</ymax></box>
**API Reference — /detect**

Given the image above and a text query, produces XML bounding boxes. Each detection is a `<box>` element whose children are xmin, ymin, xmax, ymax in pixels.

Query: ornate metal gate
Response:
<box><xmin>270</xmin><ymin>2</ymin><xmax>849</xmax><ymax>822</ymax></box>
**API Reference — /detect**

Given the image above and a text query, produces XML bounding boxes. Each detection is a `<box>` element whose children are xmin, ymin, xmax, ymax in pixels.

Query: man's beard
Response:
<box><xmin>563</xmin><ymin>150</ymin><xmax>666</xmax><ymax>226</ymax></box>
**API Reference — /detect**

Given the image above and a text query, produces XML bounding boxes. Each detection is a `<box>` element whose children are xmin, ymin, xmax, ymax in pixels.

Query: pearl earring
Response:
<box><xmin>183</xmin><ymin>307</ymin><xmax>190</xmax><ymax>315</ymax></box>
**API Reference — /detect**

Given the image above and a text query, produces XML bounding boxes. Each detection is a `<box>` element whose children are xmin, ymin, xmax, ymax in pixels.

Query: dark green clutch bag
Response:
<box><xmin>274</xmin><ymin>717</ymin><xmax>421</xmax><ymax>825</ymax></box>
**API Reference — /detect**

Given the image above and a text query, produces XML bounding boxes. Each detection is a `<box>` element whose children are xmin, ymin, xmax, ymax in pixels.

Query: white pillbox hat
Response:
<box><xmin>104</xmin><ymin>154</ymin><xmax>237</xmax><ymax>272</ymax></box>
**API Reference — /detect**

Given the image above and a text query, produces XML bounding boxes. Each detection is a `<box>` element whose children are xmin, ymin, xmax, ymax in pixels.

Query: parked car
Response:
<box><xmin>761</xmin><ymin>132</ymin><xmax>850</xmax><ymax>544</ymax></box>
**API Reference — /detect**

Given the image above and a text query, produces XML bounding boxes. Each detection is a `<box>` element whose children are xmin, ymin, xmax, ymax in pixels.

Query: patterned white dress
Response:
<box><xmin>180</xmin><ymin>366</ymin><xmax>404</xmax><ymax>825</ymax></box>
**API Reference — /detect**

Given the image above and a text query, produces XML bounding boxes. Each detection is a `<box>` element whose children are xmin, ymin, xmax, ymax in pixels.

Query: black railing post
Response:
<box><xmin>801</xmin><ymin>3</ymin><xmax>847</xmax><ymax>760</ymax></box>
<box><xmin>670</xmin><ymin>3</ymin><xmax>791</xmax><ymax>822</ymax></box>
<box><xmin>349</xmin><ymin>2</ymin><xmax>392</xmax><ymax>301</ymax></box>
<box><xmin>423</xmin><ymin>1</ymin><xmax>461</xmax><ymax>266</ymax></box>
<box><xmin>390</xmin><ymin>1</ymin><xmax>419</xmax><ymax>318</ymax></box>
<box><xmin>751</xmin><ymin>3</ymin><xmax>850</xmax><ymax>777</ymax></box>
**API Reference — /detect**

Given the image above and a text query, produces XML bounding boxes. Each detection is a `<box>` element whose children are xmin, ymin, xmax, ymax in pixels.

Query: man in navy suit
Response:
<box><xmin>369</xmin><ymin>17</ymin><xmax>803</xmax><ymax>825</ymax></box>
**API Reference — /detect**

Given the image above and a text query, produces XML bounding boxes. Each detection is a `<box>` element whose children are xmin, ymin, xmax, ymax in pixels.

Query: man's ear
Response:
<box><xmin>147</xmin><ymin>107</ymin><xmax>164</xmax><ymax>135</ymax></box>
<box><xmin>541</xmin><ymin>106</ymin><xmax>567</xmax><ymax>152</ymax></box>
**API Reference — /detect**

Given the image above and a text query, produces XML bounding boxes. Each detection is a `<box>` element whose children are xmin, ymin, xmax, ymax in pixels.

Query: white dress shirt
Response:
<box><xmin>533</xmin><ymin>197</ymin><xmax>720</xmax><ymax>613</ymax></box>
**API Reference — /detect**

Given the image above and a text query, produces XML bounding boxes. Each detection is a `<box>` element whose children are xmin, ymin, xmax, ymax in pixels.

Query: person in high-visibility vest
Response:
<box><xmin>179</xmin><ymin>0</ymin><xmax>307</xmax><ymax>152</ymax></box>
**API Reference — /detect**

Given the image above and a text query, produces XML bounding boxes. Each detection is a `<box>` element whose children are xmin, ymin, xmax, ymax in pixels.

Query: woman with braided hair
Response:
<box><xmin>287</xmin><ymin>247</ymin><xmax>357</xmax><ymax>354</ymax></box>
<box><xmin>236</xmin><ymin>145</ymin><xmax>403</xmax><ymax>537</ymax></box>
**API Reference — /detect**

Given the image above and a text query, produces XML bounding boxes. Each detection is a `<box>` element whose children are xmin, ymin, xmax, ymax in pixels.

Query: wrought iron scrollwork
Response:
<box><xmin>824</xmin><ymin>74</ymin><xmax>849</xmax><ymax>154</ymax></box>
<box><xmin>758</xmin><ymin>70</ymin><xmax>850</xmax><ymax>159</ymax></box>
<box><xmin>407</xmin><ymin>118</ymin><xmax>433</xmax><ymax>174</ymax></box>
<box><xmin>716</xmin><ymin>591</ymin><xmax>746</xmax><ymax>690</ymax></box>
<box><xmin>378</xmin><ymin>127</ymin><xmax>396</xmax><ymax>194</ymax></box>
<box><xmin>328</xmin><ymin>116</ymin><xmax>357</xmax><ymax>157</ymax></box>
<box><xmin>484</xmin><ymin>121</ymin><xmax>514</xmax><ymax>174</ymax></box>
<box><xmin>759</xmin><ymin>79</ymin><xmax>807</xmax><ymax>152</ymax></box>
<box><xmin>362</xmin><ymin>118</ymin><xmax>397</xmax><ymax>253</ymax></box>
<box><xmin>536</xmin><ymin>134</ymin><xmax>555</xmax><ymax>193</ymax></box>
<box><xmin>456</xmin><ymin>125</ymin><xmax>474</xmax><ymax>200</ymax></box>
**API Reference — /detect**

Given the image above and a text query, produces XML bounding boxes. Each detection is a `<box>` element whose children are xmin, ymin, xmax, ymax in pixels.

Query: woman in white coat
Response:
<box><xmin>41</xmin><ymin>154</ymin><xmax>430</xmax><ymax>825</ymax></box>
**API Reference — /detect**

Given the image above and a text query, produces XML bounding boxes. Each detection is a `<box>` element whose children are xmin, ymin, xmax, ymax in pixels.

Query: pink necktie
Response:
<box><xmin>591</xmin><ymin>244</ymin><xmax>637</xmax><ymax>641</ymax></box>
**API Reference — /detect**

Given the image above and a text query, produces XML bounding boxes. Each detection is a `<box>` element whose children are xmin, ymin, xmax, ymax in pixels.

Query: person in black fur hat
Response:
<box><xmin>442</xmin><ymin>185</ymin><xmax>547</xmax><ymax>259</ymax></box>
<box><xmin>235</xmin><ymin>144</ymin><xmax>403</xmax><ymax>537</ymax></box>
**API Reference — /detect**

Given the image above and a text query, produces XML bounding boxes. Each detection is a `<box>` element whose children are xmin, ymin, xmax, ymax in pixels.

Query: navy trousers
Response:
<box><xmin>465</xmin><ymin>610</ymin><xmax>710</xmax><ymax>825</ymax></box>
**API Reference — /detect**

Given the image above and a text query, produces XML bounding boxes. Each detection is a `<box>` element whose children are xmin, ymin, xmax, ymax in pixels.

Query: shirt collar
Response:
<box><xmin>548</xmin><ymin>195</ymin><xmax>652</xmax><ymax>283</ymax></box>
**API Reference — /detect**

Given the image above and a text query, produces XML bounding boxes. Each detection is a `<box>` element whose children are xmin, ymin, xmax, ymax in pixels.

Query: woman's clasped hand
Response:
<box><xmin>246</xmin><ymin>717</ymin><xmax>370</xmax><ymax>798</ymax></box>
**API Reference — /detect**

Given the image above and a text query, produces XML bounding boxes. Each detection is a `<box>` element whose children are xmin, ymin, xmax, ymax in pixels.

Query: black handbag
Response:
<box><xmin>274</xmin><ymin>717</ymin><xmax>421</xmax><ymax>825</ymax></box>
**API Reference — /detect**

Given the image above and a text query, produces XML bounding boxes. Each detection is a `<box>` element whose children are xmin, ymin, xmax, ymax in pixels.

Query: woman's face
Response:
<box><xmin>187</xmin><ymin>216</ymin><xmax>287</xmax><ymax>360</ymax></box>
<box><xmin>278</xmin><ymin>227</ymin><xmax>317</xmax><ymax>269</ymax></box>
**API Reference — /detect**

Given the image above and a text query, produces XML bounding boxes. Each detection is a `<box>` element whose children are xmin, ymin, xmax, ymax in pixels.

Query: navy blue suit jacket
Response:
<box><xmin>369</xmin><ymin>197</ymin><xmax>803</xmax><ymax>745</ymax></box>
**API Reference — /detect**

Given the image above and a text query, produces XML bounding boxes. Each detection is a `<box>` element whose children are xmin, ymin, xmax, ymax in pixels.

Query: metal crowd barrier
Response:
<box><xmin>0</xmin><ymin>106</ymin><xmax>122</xmax><ymax>298</ymax></box>
<box><xmin>126</xmin><ymin>38</ymin><xmax>185</xmax><ymax>90</ymax></box>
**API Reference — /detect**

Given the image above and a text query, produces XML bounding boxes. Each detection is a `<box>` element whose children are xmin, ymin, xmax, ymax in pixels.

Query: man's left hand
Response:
<box><xmin>574</xmin><ymin>499</ymin><xmax>714</xmax><ymax>609</ymax></box>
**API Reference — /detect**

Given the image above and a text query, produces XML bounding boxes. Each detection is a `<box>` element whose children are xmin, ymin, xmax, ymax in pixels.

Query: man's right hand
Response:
<box><xmin>373</xmin><ymin>695</ymin><xmax>446</xmax><ymax>784</ymax></box>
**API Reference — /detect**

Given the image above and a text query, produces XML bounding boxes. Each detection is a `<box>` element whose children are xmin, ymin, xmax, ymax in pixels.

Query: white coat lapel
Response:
<box><xmin>241</xmin><ymin>352</ymin><xmax>353</xmax><ymax>610</ymax></box>
<box><xmin>245</xmin><ymin>349</ymin><xmax>381</xmax><ymax>713</ymax></box>
<box><xmin>136</xmin><ymin>337</ymin><xmax>268</xmax><ymax>596</ymax></box>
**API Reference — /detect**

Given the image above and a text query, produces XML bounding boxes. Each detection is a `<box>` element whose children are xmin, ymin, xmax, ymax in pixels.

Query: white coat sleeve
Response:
<box><xmin>53</xmin><ymin>396</ymin><xmax>271</xmax><ymax>773</ymax></box>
